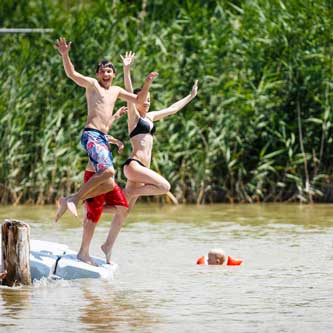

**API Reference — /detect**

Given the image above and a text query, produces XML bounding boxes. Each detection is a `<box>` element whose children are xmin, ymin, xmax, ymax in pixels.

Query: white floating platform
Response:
<box><xmin>1</xmin><ymin>240</ymin><xmax>117</xmax><ymax>282</ymax></box>
<box><xmin>56</xmin><ymin>254</ymin><xmax>116</xmax><ymax>280</ymax></box>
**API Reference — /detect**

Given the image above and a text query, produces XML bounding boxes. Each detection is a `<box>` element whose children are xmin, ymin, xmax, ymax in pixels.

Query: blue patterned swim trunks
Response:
<box><xmin>80</xmin><ymin>128</ymin><xmax>113</xmax><ymax>173</ymax></box>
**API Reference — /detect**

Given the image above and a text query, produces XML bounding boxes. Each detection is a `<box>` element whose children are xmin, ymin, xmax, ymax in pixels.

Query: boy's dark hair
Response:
<box><xmin>96</xmin><ymin>60</ymin><xmax>116</xmax><ymax>74</ymax></box>
<box><xmin>133</xmin><ymin>88</ymin><xmax>141</xmax><ymax>94</ymax></box>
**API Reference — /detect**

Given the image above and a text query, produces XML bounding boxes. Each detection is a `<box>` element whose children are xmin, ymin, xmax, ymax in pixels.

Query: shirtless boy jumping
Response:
<box><xmin>54</xmin><ymin>37</ymin><xmax>158</xmax><ymax>222</ymax></box>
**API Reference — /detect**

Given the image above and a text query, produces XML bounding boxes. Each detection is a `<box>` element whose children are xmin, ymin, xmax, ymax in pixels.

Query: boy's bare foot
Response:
<box><xmin>67</xmin><ymin>198</ymin><xmax>78</xmax><ymax>217</ymax></box>
<box><xmin>77</xmin><ymin>254</ymin><xmax>98</xmax><ymax>267</ymax></box>
<box><xmin>101</xmin><ymin>244</ymin><xmax>112</xmax><ymax>264</ymax></box>
<box><xmin>55</xmin><ymin>197</ymin><xmax>67</xmax><ymax>223</ymax></box>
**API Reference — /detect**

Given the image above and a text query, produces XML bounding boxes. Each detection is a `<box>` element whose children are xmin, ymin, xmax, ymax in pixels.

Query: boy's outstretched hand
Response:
<box><xmin>106</xmin><ymin>136</ymin><xmax>124</xmax><ymax>153</ymax></box>
<box><xmin>112</xmin><ymin>106</ymin><xmax>128</xmax><ymax>122</ymax></box>
<box><xmin>55</xmin><ymin>37</ymin><xmax>72</xmax><ymax>55</ymax></box>
<box><xmin>115</xmin><ymin>140</ymin><xmax>124</xmax><ymax>153</ymax></box>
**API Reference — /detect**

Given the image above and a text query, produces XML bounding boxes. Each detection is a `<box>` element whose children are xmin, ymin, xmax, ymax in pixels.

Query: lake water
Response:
<box><xmin>0</xmin><ymin>204</ymin><xmax>332</xmax><ymax>332</ymax></box>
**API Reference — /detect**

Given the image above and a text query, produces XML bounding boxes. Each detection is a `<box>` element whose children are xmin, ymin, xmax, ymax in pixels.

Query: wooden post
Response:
<box><xmin>1</xmin><ymin>219</ymin><xmax>31</xmax><ymax>286</ymax></box>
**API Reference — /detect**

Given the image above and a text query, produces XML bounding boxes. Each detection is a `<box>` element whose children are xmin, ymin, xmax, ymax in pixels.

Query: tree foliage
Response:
<box><xmin>0</xmin><ymin>0</ymin><xmax>332</xmax><ymax>204</ymax></box>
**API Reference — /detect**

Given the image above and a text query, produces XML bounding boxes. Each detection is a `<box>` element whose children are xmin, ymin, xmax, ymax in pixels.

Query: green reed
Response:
<box><xmin>0</xmin><ymin>0</ymin><xmax>332</xmax><ymax>204</ymax></box>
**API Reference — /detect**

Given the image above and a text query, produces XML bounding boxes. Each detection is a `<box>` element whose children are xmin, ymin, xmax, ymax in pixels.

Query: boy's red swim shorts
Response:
<box><xmin>84</xmin><ymin>170</ymin><xmax>128</xmax><ymax>223</ymax></box>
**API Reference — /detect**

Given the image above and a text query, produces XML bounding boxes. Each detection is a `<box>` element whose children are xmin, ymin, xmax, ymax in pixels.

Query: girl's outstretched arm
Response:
<box><xmin>118</xmin><ymin>72</ymin><xmax>158</xmax><ymax>104</ymax></box>
<box><xmin>149</xmin><ymin>80</ymin><xmax>198</xmax><ymax>121</ymax></box>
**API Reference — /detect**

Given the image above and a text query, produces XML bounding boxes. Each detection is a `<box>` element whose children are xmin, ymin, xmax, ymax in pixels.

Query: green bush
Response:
<box><xmin>0</xmin><ymin>0</ymin><xmax>332</xmax><ymax>204</ymax></box>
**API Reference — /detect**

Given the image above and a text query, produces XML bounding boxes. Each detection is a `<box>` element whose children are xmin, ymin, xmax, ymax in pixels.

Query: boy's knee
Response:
<box><xmin>102</xmin><ymin>167</ymin><xmax>115</xmax><ymax>178</ymax></box>
<box><xmin>106</xmin><ymin>176</ymin><xmax>115</xmax><ymax>183</ymax></box>
<box><xmin>97</xmin><ymin>168</ymin><xmax>115</xmax><ymax>190</ymax></box>
<box><xmin>99</xmin><ymin>179</ymin><xmax>115</xmax><ymax>192</ymax></box>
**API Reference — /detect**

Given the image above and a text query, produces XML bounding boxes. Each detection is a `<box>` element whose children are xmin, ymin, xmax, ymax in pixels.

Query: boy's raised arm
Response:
<box><xmin>55</xmin><ymin>37</ymin><xmax>94</xmax><ymax>88</ymax></box>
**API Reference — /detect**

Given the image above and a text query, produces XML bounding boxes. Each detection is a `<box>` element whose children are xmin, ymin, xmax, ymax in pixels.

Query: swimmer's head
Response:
<box><xmin>96</xmin><ymin>60</ymin><xmax>116</xmax><ymax>88</ymax></box>
<box><xmin>208</xmin><ymin>248</ymin><xmax>226</xmax><ymax>265</ymax></box>
<box><xmin>134</xmin><ymin>87</ymin><xmax>151</xmax><ymax>115</ymax></box>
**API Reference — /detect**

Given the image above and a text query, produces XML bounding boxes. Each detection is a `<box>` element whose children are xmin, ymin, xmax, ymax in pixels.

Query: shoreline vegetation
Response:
<box><xmin>0</xmin><ymin>1</ymin><xmax>332</xmax><ymax>204</ymax></box>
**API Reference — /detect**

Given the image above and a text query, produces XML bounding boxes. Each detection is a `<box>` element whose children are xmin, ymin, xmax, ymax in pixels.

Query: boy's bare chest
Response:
<box><xmin>88</xmin><ymin>87</ymin><xmax>117</xmax><ymax>106</ymax></box>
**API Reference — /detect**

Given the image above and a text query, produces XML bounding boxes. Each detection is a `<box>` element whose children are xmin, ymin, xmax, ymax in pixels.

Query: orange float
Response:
<box><xmin>196</xmin><ymin>255</ymin><xmax>243</xmax><ymax>266</ymax></box>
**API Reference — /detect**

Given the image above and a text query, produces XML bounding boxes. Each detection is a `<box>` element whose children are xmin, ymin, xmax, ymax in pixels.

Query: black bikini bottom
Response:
<box><xmin>122</xmin><ymin>158</ymin><xmax>146</xmax><ymax>173</ymax></box>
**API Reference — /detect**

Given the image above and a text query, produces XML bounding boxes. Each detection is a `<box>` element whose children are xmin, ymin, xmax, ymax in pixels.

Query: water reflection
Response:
<box><xmin>79</xmin><ymin>283</ymin><xmax>159</xmax><ymax>333</ymax></box>
<box><xmin>0</xmin><ymin>286</ymin><xmax>31</xmax><ymax>325</ymax></box>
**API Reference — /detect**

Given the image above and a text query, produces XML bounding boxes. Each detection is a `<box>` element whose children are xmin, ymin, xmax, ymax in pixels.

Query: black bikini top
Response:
<box><xmin>129</xmin><ymin>117</ymin><xmax>156</xmax><ymax>138</ymax></box>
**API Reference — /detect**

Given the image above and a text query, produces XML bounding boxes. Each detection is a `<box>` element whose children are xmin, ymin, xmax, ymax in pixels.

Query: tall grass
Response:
<box><xmin>0</xmin><ymin>0</ymin><xmax>332</xmax><ymax>204</ymax></box>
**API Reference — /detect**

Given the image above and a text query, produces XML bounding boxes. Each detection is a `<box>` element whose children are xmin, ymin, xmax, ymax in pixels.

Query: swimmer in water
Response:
<box><xmin>197</xmin><ymin>248</ymin><xmax>243</xmax><ymax>265</ymax></box>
